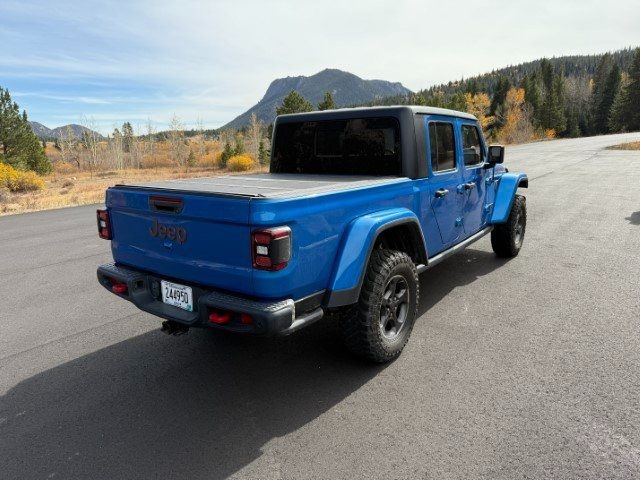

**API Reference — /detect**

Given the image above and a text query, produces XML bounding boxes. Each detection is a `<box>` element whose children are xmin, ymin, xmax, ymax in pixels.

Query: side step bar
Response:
<box><xmin>418</xmin><ymin>226</ymin><xmax>493</xmax><ymax>273</ymax></box>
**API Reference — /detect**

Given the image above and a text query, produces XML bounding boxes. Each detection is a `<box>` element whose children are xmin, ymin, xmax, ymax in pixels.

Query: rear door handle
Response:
<box><xmin>464</xmin><ymin>182</ymin><xmax>476</xmax><ymax>190</ymax></box>
<box><xmin>435</xmin><ymin>188</ymin><xmax>449</xmax><ymax>198</ymax></box>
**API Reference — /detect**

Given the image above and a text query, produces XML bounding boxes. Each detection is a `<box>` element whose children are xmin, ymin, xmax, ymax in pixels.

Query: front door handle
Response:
<box><xmin>464</xmin><ymin>182</ymin><xmax>476</xmax><ymax>190</ymax></box>
<box><xmin>435</xmin><ymin>188</ymin><xmax>449</xmax><ymax>198</ymax></box>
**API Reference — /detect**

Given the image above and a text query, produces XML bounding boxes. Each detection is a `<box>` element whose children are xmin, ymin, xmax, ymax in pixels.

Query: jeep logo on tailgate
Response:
<box><xmin>149</xmin><ymin>219</ymin><xmax>187</xmax><ymax>244</ymax></box>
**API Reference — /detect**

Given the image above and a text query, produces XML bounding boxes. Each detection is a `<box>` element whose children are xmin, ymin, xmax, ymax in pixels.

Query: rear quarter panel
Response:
<box><xmin>249</xmin><ymin>179</ymin><xmax>418</xmax><ymax>300</ymax></box>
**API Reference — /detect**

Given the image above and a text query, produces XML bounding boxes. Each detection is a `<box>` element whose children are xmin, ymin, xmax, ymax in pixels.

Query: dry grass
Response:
<box><xmin>607</xmin><ymin>141</ymin><xmax>640</xmax><ymax>151</ymax></box>
<box><xmin>0</xmin><ymin>165</ymin><xmax>267</xmax><ymax>216</ymax></box>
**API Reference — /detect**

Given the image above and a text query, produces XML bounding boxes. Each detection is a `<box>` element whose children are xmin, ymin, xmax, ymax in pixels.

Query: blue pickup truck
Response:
<box><xmin>97</xmin><ymin>106</ymin><xmax>528</xmax><ymax>362</ymax></box>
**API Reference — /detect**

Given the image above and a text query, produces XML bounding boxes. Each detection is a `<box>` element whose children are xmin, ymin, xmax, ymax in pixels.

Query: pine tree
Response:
<box><xmin>609</xmin><ymin>74</ymin><xmax>629</xmax><ymax>132</ymax></box>
<box><xmin>0</xmin><ymin>87</ymin><xmax>51</xmax><ymax>174</ymax></box>
<box><xmin>621</xmin><ymin>48</ymin><xmax>640</xmax><ymax>131</ymax></box>
<box><xmin>590</xmin><ymin>54</ymin><xmax>614</xmax><ymax>134</ymax></box>
<box><xmin>276</xmin><ymin>91</ymin><xmax>313</xmax><ymax>115</ymax></box>
<box><xmin>490</xmin><ymin>77</ymin><xmax>511</xmax><ymax>129</ymax></box>
<box><xmin>187</xmin><ymin>149</ymin><xmax>196</xmax><ymax>169</ymax></box>
<box><xmin>593</xmin><ymin>64</ymin><xmax>621</xmax><ymax>133</ymax></box>
<box><xmin>233</xmin><ymin>135</ymin><xmax>245</xmax><ymax>155</ymax></box>
<box><xmin>465</xmin><ymin>79</ymin><xmax>480</xmax><ymax>95</ymax></box>
<box><xmin>220</xmin><ymin>141</ymin><xmax>233</xmax><ymax>167</ymax></box>
<box><xmin>317</xmin><ymin>91</ymin><xmax>337</xmax><ymax>111</ymax></box>
<box><xmin>522</xmin><ymin>74</ymin><xmax>542</xmax><ymax>123</ymax></box>
<box><xmin>122</xmin><ymin>122</ymin><xmax>134</xmax><ymax>153</ymax></box>
<box><xmin>258</xmin><ymin>139</ymin><xmax>269</xmax><ymax>165</ymax></box>
<box><xmin>490</xmin><ymin>76</ymin><xmax>511</xmax><ymax>116</ymax></box>
<box><xmin>539</xmin><ymin>69</ymin><xmax>567</xmax><ymax>134</ymax></box>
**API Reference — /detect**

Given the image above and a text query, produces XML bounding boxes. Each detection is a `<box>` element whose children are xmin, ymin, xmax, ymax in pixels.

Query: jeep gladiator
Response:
<box><xmin>97</xmin><ymin>106</ymin><xmax>528</xmax><ymax>362</ymax></box>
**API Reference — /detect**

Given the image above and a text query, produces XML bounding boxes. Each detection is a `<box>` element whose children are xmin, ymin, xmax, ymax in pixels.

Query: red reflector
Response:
<box><xmin>240</xmin><ymin>313</ymin><xmax>254</xmax><ymax>325</ymax></box>
<box><xmin>254</xmin><ymin>233</ymin><xmax>272</xmax><ymax>245</ymax></box>
<box><xmin>209</xmin><ymin>311</ymin><xmax>232</xmax><ymax>325</ymax></box>
<box><xmin>111</xmin><ymin>282</ymin><xmax>128</xmax><ymax>294</ymax></box>
<box><xmin>254</xmin><ymin>256</ymin><xmax>272</xmax><ymax>268</ymax></box>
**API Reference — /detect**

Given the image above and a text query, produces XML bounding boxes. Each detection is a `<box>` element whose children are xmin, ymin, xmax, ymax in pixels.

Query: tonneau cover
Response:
<box><xmin>116</xmin><ymin>173</ymin><xmax>406</xmax><ymax>199</ymax></box>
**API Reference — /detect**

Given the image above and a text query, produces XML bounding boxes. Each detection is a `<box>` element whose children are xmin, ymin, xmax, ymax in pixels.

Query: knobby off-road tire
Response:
<box><xmin>341</xmin><ymin>249</ymin><xmax>419</xmax><ymax>363</ymax></box>
<box><xmin>491</xmin><ymin>194</ymin><xmax>527</xmax><ymax>258</ymax></box>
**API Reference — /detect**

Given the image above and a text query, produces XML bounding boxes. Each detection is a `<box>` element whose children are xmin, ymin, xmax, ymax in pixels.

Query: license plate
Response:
<box><xmin>161</xmin><ymin>280</ymin><xmax>193</xmax><ymax>312</ymax></box>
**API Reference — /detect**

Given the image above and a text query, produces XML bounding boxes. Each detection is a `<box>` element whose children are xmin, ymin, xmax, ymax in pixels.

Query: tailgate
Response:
<box><xmin>106</xmin><ymin>186</ymin><xmax>253</xmax><ymax>296</ymax></box>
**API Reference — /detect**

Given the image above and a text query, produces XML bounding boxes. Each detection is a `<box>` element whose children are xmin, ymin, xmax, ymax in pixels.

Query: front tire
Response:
<box><xmin>341</xmin><ymin>249</ymin><xmax>419</xmax><ymax>363</ymax></box>
<box><xmin>491</xmin><ymin>194</ymin><xmax>527</xmax><ymax>258</ymax></box>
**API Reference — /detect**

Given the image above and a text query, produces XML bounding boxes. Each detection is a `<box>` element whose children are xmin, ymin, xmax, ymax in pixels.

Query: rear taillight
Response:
<box><xmin>252</xmin><ymin>226</ymin><xmax>291</xmax><ymax>271</ymax></box>
<box><xmin>97</xmin><ymin>209</ymin><xmax>112</xmax><ymax>240</ymax></box>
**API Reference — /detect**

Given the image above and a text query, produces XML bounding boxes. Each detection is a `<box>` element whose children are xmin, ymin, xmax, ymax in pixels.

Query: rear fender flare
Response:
<box><xmin>490</xmin><ymin>172</ymin><xmax>528</xmax><ymax>224</ymax></box>
<box><xmin>325</xmin><ymin>208</ymin><xmax>427</xmax><ymax>308</ymax></box>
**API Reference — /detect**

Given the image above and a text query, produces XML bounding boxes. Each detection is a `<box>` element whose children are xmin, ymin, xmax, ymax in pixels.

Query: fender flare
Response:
<box><xmin>325</xmin><ymin>208</ymin><xmax>427</xmax><ymax>308</ymax></box>
<box><xmin>490</xmin><ymin>172</ymin><xmax>528</xmax><ymax>224</ymax></box>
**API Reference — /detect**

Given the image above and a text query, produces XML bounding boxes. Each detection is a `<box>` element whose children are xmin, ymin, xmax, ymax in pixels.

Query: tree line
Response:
<box><xmin>374</xmin><ymin>48</ymin><xmax>640</xmax><ymax>139</ymax></box>
<box><xmin>274</xmin><ymin>48</ymin><xmax>640</xmax><ymax>142</ymax></box>
<box><xmin>2</xmin><ymin>47</ymin><xmax>638</xmax><ymax>185</ymax></box>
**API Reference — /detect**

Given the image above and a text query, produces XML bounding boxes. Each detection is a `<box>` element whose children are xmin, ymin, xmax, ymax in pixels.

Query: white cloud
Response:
<box><xmin>2</xmin><ymin>0</ymin><xmax>638</xmax><ymax>131</ymax></box>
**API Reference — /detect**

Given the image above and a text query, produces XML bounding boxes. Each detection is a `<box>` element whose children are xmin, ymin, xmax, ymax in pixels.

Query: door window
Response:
<box><xmin>428</xmin><ymin>122</ymin><xmax>456</xmax><ymax>172</ymax></box>
<box><xmin>461</xmin><ymin>125</ymin><xmax>484</xmax><ymax>166</ymax></box>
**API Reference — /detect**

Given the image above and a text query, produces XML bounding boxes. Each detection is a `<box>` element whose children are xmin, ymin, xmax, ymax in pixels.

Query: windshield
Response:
<box><xmin>271</xmin><ymin>117</ymin><xmax>401</xmax><ymax>176</ymax></box>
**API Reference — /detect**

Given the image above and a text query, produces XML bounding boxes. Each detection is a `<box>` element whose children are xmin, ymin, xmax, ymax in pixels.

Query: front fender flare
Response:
<box><xmin>490</xmin><ymin>172</ymin><xmax>528</xmax><ymax>224</ymax></box>
<box><xmin>325</xmin><ymin>208</ymin><xmax>427</xmax><ymax>308</ymax></box>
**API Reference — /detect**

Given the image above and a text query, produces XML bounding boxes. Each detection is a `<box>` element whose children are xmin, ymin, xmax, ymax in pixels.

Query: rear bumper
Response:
<box><xmin>97</xmin><ymin>263</ymin><xmax>324</xmax><ymax>335</ymax></box>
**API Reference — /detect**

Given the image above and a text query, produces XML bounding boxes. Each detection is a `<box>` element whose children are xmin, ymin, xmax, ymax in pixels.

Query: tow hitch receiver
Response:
<box><xmin>161</xmin><ymin>320</ymin><xmax>190</xmax><ymax>336</ymax></box>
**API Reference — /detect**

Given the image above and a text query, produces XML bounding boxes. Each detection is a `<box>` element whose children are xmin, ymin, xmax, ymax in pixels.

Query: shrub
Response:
<box><xmin>61</xmin><ymin>179</ymin><xmax>75</xmax><ymax>188</ymax></box>
<box><xmin>0</xmin><ymin>163</ymin><xmax>19</xmax><ymax>189</ymax></box>
<box><xmin>227</xmin><ymin>154</ymin><xmax>254</xmax><ymax>172</ymax></box>
<box><xmin>0</xmin><ymin>187</ymin><xmax>10</xmax><ymax>203</ymax></box>
<box><xmin>0</xmin><ymin>163</ymin><xmax>46</xmax><ymax>192</ymax></box>
<box><xmin>10</xmin><ymin>170</ymin><xmax>45</xmax><ymax>191</ymax></box>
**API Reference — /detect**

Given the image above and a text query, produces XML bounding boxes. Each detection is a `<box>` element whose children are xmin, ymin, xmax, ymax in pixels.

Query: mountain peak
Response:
<box><xmin>28</xmin><ymin>121</ymin><xmax>103</xmax><ymax>140</ymax></box>
<box><xmin>224</xmin><ymin>69</ymin><xmax>412</xmax><ymax>130</ymax></box>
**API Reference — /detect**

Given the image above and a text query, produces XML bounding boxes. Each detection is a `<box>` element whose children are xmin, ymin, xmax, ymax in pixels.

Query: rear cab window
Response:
<box><xmin>271</xmin><ymin>117</ymin><xmax>401</xmax><ymax>176</ymax></box>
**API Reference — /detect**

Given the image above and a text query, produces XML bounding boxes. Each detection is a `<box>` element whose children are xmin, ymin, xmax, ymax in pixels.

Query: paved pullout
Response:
<box><xmin>1</xmin><ymin>132</ymin><xmax>640</xmax><ymax>479</ymax></box>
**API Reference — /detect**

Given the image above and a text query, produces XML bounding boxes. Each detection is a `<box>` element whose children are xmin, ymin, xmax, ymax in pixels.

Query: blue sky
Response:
<box><xmin>1</xmin><ymin>0</ymin><xmax>638</xmax><ymax>134</ymax></box>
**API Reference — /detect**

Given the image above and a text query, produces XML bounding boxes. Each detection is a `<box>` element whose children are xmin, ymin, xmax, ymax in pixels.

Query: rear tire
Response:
<box><xmin>340</xmin><ymin>249</ymin><xmax>419</xmax><ymax>363</ymax></box>
<box><xmin>491</xmin><ymin>194</ymin><xmax>527</xmax><ymax>258</ymax></box>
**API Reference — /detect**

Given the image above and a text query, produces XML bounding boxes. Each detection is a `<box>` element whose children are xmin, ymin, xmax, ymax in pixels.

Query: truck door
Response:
<box><xmin>426</xmin><ymin>119</ymin><xmax>465</xmax><ymax>248</ymax></box>
<box><xmin>459</xmin><ymin>122</ymin><xmax>489</xmax><ymax>235</ymax></box>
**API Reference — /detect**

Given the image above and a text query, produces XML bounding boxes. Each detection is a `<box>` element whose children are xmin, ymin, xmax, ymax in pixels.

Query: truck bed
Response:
<box><xmin>116</xmin><ymin>173</ymin><xmax>405</xmax><ymax>199</ymax></box>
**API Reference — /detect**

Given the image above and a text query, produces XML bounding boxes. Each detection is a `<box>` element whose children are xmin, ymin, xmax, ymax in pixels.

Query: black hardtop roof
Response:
<box><xmin>275</xmin><ymin>105</ymin><xmax>477</xmax><ymax>123</ymax></box>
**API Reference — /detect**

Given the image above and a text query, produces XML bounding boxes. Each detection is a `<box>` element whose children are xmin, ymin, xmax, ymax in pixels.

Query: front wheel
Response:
<box><xmin>340</xmin><ymin>249</ymin><xmax>419</xmax><ymax>363</ymax></box>
<box><xmin>491</xmin><ymin>194</ymin><xmax>527</xmax><ymax>258</ymax></box>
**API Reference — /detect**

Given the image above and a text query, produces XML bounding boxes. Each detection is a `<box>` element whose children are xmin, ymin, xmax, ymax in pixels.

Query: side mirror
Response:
<box><xmin>487</xmin><ymin>145</ymin><xmax>505</xmax><ymax>165</ymax></box>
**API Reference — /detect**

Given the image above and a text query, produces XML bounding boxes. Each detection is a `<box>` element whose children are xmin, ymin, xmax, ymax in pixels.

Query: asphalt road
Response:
<box><xmin>1</xmin><ymin>132</ymin><xmax>640</xmax><ymax>480</ymax></box>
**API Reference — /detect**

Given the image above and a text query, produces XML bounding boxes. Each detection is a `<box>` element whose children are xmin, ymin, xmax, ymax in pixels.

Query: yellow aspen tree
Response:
<box><xmin>464</xmin><ymin>93</ymin><xmax>494</xmax><ymax>132</ymax></box>
<box><xmin>496</xmin><ymin>88</ymin><xmax>535</xmax><ymax>144</ymax></box>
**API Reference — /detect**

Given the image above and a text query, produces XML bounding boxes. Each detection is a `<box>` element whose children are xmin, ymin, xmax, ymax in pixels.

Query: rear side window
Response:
<box><xmin>428</xmin><ymin>122</ymin><xmax>456</xmax><ymax>172</ymax></box>
<box><xmin>461</xmin><ymin>125</ymin><xmax>484</xmax><ymax>166</ymax></box>
<box><xmin>271</xmin><ymin>117</ymin><xmax>401</xmax><ymax>176</ymax></box>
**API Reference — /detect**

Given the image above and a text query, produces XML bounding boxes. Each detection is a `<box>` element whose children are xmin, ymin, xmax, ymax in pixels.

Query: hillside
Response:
<box><xmin>223</xmin><ymin>68</ymin><xmax>412</xmax><ymax>129</ymax></box>
<box><xmin>29</xmin><ymin>122</ymin><xmax>103</xmax><ymax>140</ymax></box>
<box><xmin>372</xmin><ymin>48</ymin><xmax>637</xmax><ymax>103</ymax></box>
